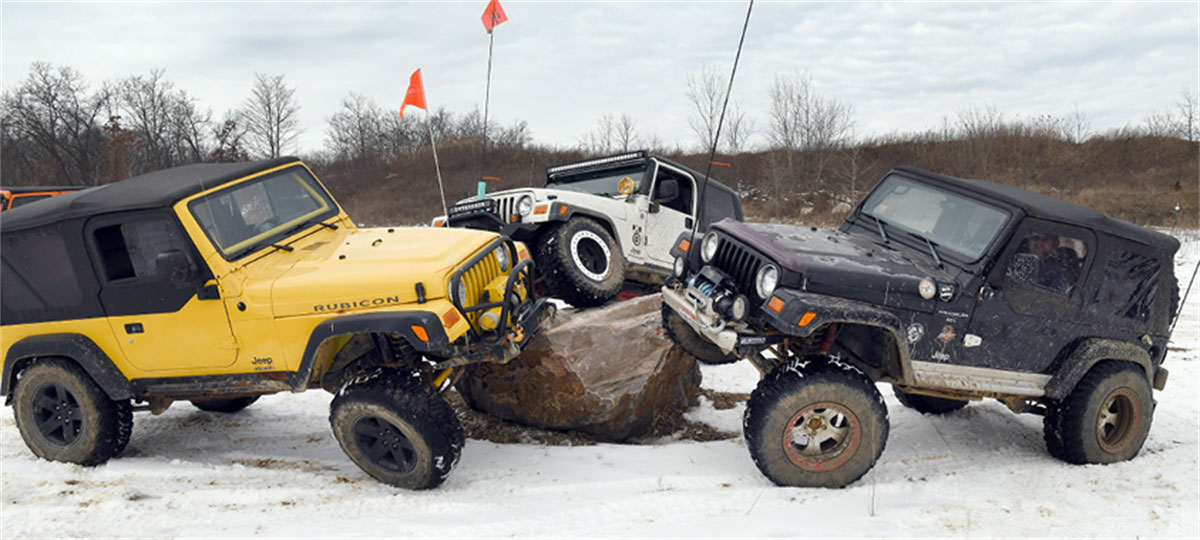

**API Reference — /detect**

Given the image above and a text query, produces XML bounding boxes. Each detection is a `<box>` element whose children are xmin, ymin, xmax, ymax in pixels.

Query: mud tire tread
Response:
<box><xmin>744</xmin><ymin>356</ymin><xmax>889</xmax><ymax>488</ymax></box>
<box><xmin>1054</xmin><ymin>361</ymin><xmax>1152</xmax><ymax>465</ymax></box>
<box><xmin>535</xmin><ymin>219</ymin><xmax>625</xmax><ymax>308</ymax></box>
<box><xmin>12</xmin><ymin>358</ymin><xmax>132</xmax><ymax>466</ymax></box>
<box><xmin>330</xmin><ymin>371</ymin><xmax>464</xmax><ymax>489</ymax></box>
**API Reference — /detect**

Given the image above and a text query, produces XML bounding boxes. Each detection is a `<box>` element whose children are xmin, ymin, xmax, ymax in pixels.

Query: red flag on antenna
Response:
<box><xmin>481</xmin><ymin>0</ymin><xmax>508</xmax><ymax>33</ymax></box>
<box><xmin>399</xmin><ymin>69</ymin><xmax>426</xmax><ymax>118</ymax></box>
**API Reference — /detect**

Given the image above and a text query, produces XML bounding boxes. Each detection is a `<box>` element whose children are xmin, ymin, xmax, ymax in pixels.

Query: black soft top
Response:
<box><xmin>894</xmin><ymin>166</ymin><xmax>1179</xmax><ymax>253</ymax></box>
<box><xmin>1</xmin><ymin>185</ymin><xmax>88</xmax><ymax>194</ymax></box>
<box><xmin>0</xmin><ymin>157</ymin><xmax>298</xmax><ymax>232</ymax></box>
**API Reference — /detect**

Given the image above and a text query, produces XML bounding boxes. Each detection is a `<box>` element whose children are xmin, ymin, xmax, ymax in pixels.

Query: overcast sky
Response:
<box><xmin>2</xmin><ymin>1</ymin><xmax>1197</xmax><ymax>154</ymax></box>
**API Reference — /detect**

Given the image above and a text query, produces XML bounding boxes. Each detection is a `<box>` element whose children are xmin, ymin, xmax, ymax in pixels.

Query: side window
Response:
<box><xmin>1091</xmin><ymin>247</ymin><xmax>1164</xmax><ymax>323</ymax></box>
<box><xmin>0</xmin><ymin>226</ymin><xmax>83</xmax><ymax>311</ymax></box>
<box><xmin>94</xmin><ymin>217</ymin><xmax>193</xmax><ymax>282</ymax></box>
<box><xmin>654</xmin><ymin>169</ymin><xmax>694</xmax><ymax>215</ymax></box>
<box><xmin>1004</xmin><ymin>229</ymin><xmax>1088</xmax><ymax>296</ymax></box>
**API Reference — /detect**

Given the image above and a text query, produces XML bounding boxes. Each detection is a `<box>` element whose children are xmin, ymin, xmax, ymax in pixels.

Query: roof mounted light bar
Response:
<box><xmin>546</xmin><ymin>151</ymin><xmax>647</xmax><ymax>177</ymax></box>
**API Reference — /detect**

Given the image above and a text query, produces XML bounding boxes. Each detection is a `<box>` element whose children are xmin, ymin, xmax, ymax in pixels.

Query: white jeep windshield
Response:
<box><xmin>546</xmin><ymin>165</ymin><xmax>646</xmax><ymax>196</ymax></box>
<box><xmin>861</xmin><ymin>175</ymin><xmax>1009</xmax><ymax>261</ymax></box>
<box><xmin>188</xmin><ymin>165</ymin><xmax>337</xmax><ymax>260</ymax></box>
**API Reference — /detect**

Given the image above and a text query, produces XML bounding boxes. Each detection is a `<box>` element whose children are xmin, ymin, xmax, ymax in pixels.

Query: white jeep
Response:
<box><xmin>436</xmin><ymin>151</ymin><xmax>743</xmax><ymax>307</ymax></box>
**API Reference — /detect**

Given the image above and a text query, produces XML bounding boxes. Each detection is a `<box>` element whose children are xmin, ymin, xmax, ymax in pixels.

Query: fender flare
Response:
<box><xmin>3</xmin><ymin>334</ymin><xmax>134</xmax><ymax>400</ymax></box>
<box><xmin>762</xmin><ymin>289</ymin><xmax>913</xmax><ymax>382</ymax></box>
<box><xmin>548</xmin><ymin>203</ymin><xmax>624</xmax><ymax>252</ymax></box>
<box><xmin>291</xmin><ymin>311</ymin><xmax>451</xmax><ymax>390</ymax></box>
<box><xmin>1043</xmin><ymin>338</ymin><xmax>1152</xmax><ymax>400</ymax></box>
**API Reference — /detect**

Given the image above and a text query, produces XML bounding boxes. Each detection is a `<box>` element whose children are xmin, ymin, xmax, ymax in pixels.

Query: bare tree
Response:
<box><xmin>241</xmin><ymin>73</ymin><xmax>302</xmax><ymax>158</ymax></box>
<box><xmin>211</xmin><ymin>111</ymin><xmax>249</xmax><ymax>163</ymax></box>
<box><xmin>614</xmin><ymin>114</ymin><xmax>639</xmax><ymax>152</ymax></box>
<box><xmin>579</xmin><ymin>113</ymin><xmax>617</xmax><ymax>155</ymax></box>
<box><xmin>765</xmin><ymin>72</ymin><xmax>854</xmax><ymax>192</ymax></box>
<box><xmin>1176</xmin><ymin>87</ymin><xmax>1198</xmax><ymax>142</ymax></box>
<box><xmin>116</xmin><ymin>69</ymin><xmax>211</xmax><ymax>170</ymax></box>
<box><xmin>723</xmin><ymin>101</ymin><xmax>754</xmax><ymax>154</ymax></box>
<box><xmin>686</xmin><ymin>66</ymin><xmax>723</xmax><ymax>152</ymax></box>
<box><xmin>1063</xmin><ymin>104</ymin><xmax>1093</xmax><ymax>144</ymax></box>
<box><xmin>2</xmin><ymin>62</ymin><xmax>112</xmax><ymax>185</ymax></box>
<box><xmin>325</xmin><ymin>93</ymin><xmax>384</xmax><ymax>163</ymax></box>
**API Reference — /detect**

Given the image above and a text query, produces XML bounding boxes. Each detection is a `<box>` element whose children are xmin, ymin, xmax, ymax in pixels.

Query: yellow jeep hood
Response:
<box><xmin>270</xmin><ymin>226</ymin><xmax>499</xmax><ymax>318</ymax></box>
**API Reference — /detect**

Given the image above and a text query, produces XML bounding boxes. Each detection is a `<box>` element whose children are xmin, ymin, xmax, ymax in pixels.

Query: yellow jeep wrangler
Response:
<box><xmin>0</xmin><ymin>157</ymin><xmax>552</xmax><ymax>489</ymax></box>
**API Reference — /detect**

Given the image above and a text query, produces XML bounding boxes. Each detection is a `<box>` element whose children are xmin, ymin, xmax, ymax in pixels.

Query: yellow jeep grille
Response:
<box><xmin>460</xmin><ymin>249</ymin><xmax>503</xmax><ymax>311</ymax></box>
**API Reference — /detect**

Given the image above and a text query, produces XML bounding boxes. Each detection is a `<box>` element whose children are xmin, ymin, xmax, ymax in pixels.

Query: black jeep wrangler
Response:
<box><xmin>662</xmin><ymin>166</ymin><xmax>1180</xmax><ymax>488</ymax></box>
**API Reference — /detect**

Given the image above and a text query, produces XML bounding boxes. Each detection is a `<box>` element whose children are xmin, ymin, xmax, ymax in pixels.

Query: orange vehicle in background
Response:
<box><xmin>0</xmin><ymin>186</ymin><xmax>88</xmax><ymax>211</ymax></box>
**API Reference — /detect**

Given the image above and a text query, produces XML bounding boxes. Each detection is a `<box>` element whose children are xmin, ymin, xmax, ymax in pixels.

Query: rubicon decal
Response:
<box><xmin>314</xmin><ymin>296</ymin><xmax>401</xmax><ymax>312</ymax></box>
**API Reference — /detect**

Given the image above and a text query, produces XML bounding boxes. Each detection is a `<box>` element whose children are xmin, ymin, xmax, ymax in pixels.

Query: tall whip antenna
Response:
<box><xmin>481</xmin><ymin>15</ymin><xmax>496</xmax><ymax>186</ymax></box>
<box><xmin>693</xmin><ymin>0</ymin><xmax>754</xmax><ymax>236</ymax></box>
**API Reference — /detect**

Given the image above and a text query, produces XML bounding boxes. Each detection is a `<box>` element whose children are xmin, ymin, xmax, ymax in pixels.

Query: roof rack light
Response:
<box><xmin>546</xmin><ymin>151</ymin><xmax>647</xmax><ymax>176</ymax></box>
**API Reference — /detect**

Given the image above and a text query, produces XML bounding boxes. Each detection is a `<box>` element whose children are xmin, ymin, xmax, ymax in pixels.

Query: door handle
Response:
<box><xmin>124</xmin><ymin>323</ymin><xmax>144</xmax><ymax>334</ymax></box>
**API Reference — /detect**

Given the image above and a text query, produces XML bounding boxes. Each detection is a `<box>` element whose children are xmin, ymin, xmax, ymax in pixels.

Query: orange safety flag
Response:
<box><xmin>399</xmin><ymin>69</ymin><xmax>426</xmax><ymax>118</ymax></box>
<box><xmin>481</xmin><ymin>0</ymin><xmax>508</xmax><ymax>33</ymax></box>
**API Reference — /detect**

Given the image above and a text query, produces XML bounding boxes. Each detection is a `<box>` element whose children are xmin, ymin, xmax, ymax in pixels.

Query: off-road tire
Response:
<box><xmin>1042</xmin><ymin>397</ymin><xmax>1068</xmax><ymax>461</ymax></box>
<box><xmin>537</xmin><ymin>218</ymin><xmax>625</xmax><ymax>308</ymax></box>
<box><xmin>744</xmin><ymin>356</ymin><xmax>889</xmax><ymax>488</ymax></box>
<box><xmin>330</xmin><ymin>371</ymin><xmax>464</xmax><ymax>489</ymax></box>
<box><xmin>661</xmin><ymin>304</ymin><xmax>738</xmax><ymax>365</ymax></box>
<box><xmin>892</xmin><ymin>387</ymin><xmax>968</xmax><ymax>415</ymax></box>
<box><xmin>191</xmin><ymin>396</ymin><xmax>260</xmax><ymax>413</ymax></box>
<box><xmin>12</xmin><ymin>358</ymin><xmax>133</xmax><ymax>466</ymax></box>
<box><xmin>1047</xmin><ymin>361</ymin><xmax>1153</xmax><ymax>465</ymax></box>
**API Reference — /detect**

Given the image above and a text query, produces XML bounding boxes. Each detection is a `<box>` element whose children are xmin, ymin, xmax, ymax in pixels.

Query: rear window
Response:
<box><xmin>1091</xmin><ymin>248</ymin><xmax>1164</xmax><ymax>323</ymax></box>
<box><xmin>1</xmin><ymin>226</ymin><xmax>83</xmax><ymax>312</ymax></box>
<box><xmin>701</xmin><ymin>189</ymin><xmax>740</xmax><ymax>230</ymax></box>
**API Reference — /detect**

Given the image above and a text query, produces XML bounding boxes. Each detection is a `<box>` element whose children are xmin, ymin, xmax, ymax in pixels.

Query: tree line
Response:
<box><xmin>2</xmin><ymin>61</ymin><xmax>1196</xmax><ymax>229</ymax></box>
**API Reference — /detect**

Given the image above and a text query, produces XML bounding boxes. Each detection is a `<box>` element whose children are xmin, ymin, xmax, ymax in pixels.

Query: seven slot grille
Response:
<box><xmin>458</xmin><ymin>248</ymin><xmax>504</xmax><ymax>324</ymax></box>
<box><xmin>711</xmin><ymin>236</ymin><xmax>767</xmax><ymax>297</ymax></box>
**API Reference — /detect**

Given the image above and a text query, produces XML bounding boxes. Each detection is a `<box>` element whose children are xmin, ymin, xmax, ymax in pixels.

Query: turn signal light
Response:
<box><xmin>442</xmin><ymin>308</ymin><xmax>461</xmax><ymax>328</ymax></box>
<box><xmin>410</xmin><ymin>325</ymin><xmax>430</xmax><ymax>342</ymax></box>
<box><xmin>533</xmin><ymin>204</ymin><xmax>549</xmax><ymax>215</ymax></box>
<box><xmin>767</xmin><ymin>296</ymin><xmax>786</xmax><ymax>314</ymax></box>
<box><xmin>678</xmin><ymin>238</ymin><xmax>691</xmax><ymax>253</ymax></box>
<box><xmin>559</xmin><ymin>205</ymin><xmax>569</xmax><ymax>215</ymax></box>
<box><xmin>433</xmin><ymin>218</ymin><xmax>446</xmax><ymax>227</ymax></box>
<box><xmin>798</xmin><ymin>312</ymin><xmax>817</xmax><ymax>327</ymax></box>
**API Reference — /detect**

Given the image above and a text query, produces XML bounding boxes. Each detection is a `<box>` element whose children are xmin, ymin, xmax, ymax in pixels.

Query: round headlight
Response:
<box><xmin>730</xmin><ymin>294</ymin><xmax>749</xmax><ymax>321</ymax></box>
<box><xmin>672</xmin><ymin>255</ymin><xmax>687</xmax><ymax>278</ymax></box>
<box><xmin>755</xmin><ymin>264</ymin><xmax>779</xmax><ymax>299</ymax></box>
<box><xmin>701</xmin><ymin>232</ymin><xmax>720</xmax><ymax>263</ymax></box>
<box><xmin>455</xmin><ymin>283</ymin><xmax>468</xmax><ymax>307</ymax></box>
<box><xmin>517</xmin><ymin>195</ymin><xmax>534</xmax><ymax>216</ymax></box>
<box><xmin>918</xmin><ymin>279</ymin><xmax>936</xmax><ymax>300</ymax></box>
<box><xmin>494</xmin><ymin>245</ymin><xmax>511</xmax><ymax>272</ymax></box>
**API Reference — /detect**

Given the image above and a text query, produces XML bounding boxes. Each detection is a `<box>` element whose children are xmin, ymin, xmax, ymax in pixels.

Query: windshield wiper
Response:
<box><xmin>919</xmin><ymin>235</ymin><xmax>943</xmax><ymax>268</ymax></box>
<box><xmin>864</xmin><ymin>213</ymin><xmax>889</xmax><ymax>243</ymax></box>
<box><xmin>269</xmin><ymin>242</ymin><xmax>294</xmax><ymax>252</ymax></box>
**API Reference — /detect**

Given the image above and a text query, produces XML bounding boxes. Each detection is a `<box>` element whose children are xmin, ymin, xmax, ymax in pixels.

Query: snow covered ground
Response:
<box><xmin>3</xmin><ymin>231</ymin><xmax>1198</xmax><ymax>538</ymax></box>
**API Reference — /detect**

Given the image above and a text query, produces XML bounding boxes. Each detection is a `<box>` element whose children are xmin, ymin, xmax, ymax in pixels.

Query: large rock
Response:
<box><xmin>457</xmin><ymin>294</ymin><xmax>700</xmax><ymax>442</ymax></box>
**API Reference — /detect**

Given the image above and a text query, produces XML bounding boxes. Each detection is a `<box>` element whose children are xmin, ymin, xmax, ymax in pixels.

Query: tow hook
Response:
<box><xmin>509</xmin><ymin>325</ymin><xmax>526</xmax><ymax>344</ymax></box>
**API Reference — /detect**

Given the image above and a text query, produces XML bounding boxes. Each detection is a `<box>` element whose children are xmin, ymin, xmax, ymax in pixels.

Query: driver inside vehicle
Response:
<box><xmin>1025</xmin><ymin>231</ymin><xmax>1081</xmax><ymax>294</ymax></box>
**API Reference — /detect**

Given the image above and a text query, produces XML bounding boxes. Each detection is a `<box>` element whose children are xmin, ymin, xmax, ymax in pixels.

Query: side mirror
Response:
<box><xmin>155</xmin><ymin>250</ymin><xmax>195</xmax><ymax>285</ymax></box>
<box><xmin>654</xmin><ymin>180</ymin><xmax>679</xmax><ymax>202</ymax></box>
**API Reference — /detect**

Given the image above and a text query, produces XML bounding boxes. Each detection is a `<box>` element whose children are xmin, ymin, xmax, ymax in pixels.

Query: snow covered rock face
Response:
<box><xmin>457</xmin><ymin>294</ymin><xmax>700</xmax><ymax>441</ymax></box>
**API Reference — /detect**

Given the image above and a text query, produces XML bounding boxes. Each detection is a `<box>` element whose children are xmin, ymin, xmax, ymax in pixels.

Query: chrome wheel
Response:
<box><xmin>783</xmin><ymin>401</ymin><xmax>862</xmax><ymax>472</ymax></box>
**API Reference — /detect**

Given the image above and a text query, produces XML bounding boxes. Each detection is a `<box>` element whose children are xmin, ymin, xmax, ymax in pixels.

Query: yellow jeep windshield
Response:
<box><xmin>188</xmin><ymin>165</ymin><xmax>337</xmax><ymax>260</ymax></box>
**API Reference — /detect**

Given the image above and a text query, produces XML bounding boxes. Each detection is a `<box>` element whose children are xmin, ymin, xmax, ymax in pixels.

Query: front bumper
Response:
<box><xmin>437</xmin><ymin>237</ymin><xmax>555</xmax><ymax>368</ymax></box>
<box><xmin>662</xmin><ymin>285</ymin><xmax>740</xmax><ymax>354</ymax></box>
